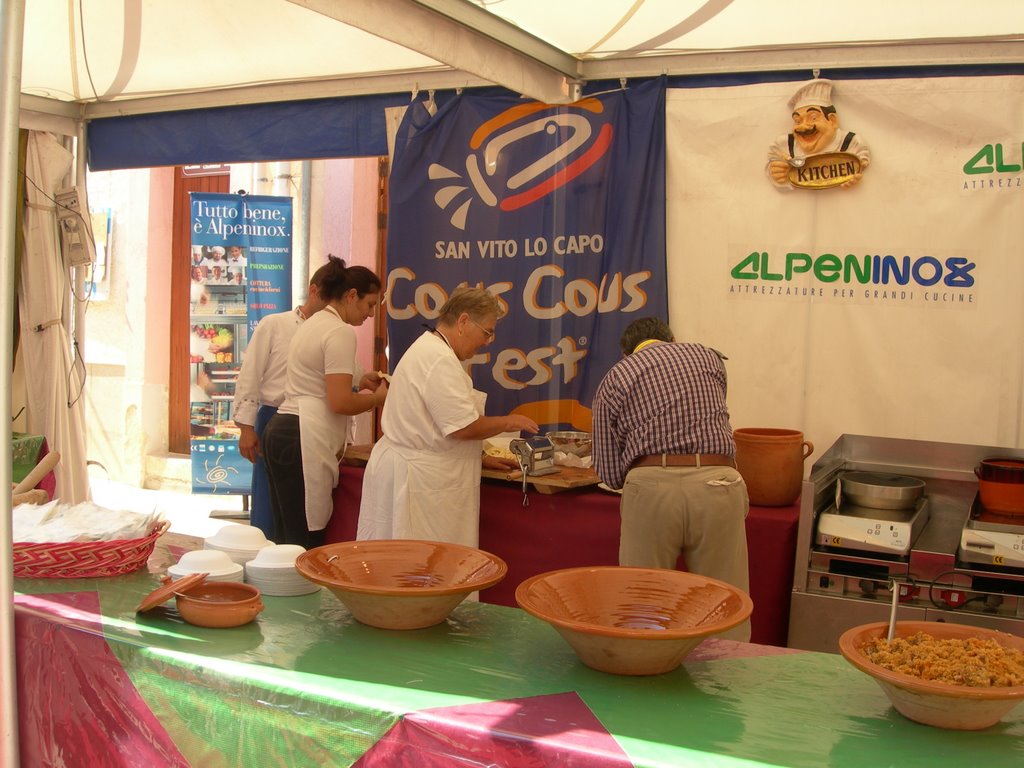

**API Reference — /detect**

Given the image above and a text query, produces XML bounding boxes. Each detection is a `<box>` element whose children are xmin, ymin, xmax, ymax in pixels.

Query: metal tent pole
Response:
<box><xmin>0</xmin><ymin>2</ymin><xmax>27</xmax><ymax>765</ymax></box>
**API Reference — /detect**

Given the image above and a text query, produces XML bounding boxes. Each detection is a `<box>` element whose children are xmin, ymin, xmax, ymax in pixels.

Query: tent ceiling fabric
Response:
<box><xmin>471</xmin><ymin>0</ymin><xmax>1024</xmax><ymax>57</ymax></box>
<box><xmin>20</xmin><ymin>0</ymin><xmax>1024</xmax><ymax>119</ymax></box>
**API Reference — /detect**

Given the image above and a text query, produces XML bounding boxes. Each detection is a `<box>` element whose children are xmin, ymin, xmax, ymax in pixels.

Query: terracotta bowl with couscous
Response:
<box><xmin>839</xmin><ymin>620</ymin><xmax>1024</xmax><ymax>730</ymax></box>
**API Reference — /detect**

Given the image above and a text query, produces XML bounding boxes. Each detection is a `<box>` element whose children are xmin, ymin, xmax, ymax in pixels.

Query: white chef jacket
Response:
<box><xmin>278</xmin><ymin>305</ymin><xmax>362</xmax><ymax>531</ymax></box>
<box><xmin>232</xmin><ymin>307</ymin><xmax>305</xmax><ymax>428</ymax></box>
<box><xmin>200</xmin><ymin>256</ymin><xmax>227</xmax><ymax>272</ymax></box>
<box><xmin>358</xmin><ymin>330</ymin><xmax>486</xmax><ymax>548</ymax></box>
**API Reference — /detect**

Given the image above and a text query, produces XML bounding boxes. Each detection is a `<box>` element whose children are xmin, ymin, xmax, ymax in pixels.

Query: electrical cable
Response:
<box><xmin>19</xmin><ymin>169</ymin><xmax>94</xmax><ymax>410</ymax></box>
<box><xmin>926</xmin><ymin>570</ymin><xmax>983</xmax><ymax>612</ymax></box>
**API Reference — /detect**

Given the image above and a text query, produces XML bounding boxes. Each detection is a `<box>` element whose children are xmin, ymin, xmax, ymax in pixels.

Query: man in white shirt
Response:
<box><xmin>232</xmin><ymin>264</ymin><xmax>331</xmax><ymax>536</ymax></box>
<box><xmin>226</xmin><ymin>245</ymin><xmax>247</xmax><ymax>284</ymax></box>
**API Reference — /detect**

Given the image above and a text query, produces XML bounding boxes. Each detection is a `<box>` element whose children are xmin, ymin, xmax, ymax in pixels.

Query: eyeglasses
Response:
<box><xmin>470</xmin><ymin>318</ymin><xmax>496</xmax><ymax>341</ymax></box>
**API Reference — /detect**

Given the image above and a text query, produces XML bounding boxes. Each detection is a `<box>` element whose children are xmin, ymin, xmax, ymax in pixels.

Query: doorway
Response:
<box><xmin>169</xmin><ymin>168</ymin><xmax>231</xmax><ymax>454</ymax></box>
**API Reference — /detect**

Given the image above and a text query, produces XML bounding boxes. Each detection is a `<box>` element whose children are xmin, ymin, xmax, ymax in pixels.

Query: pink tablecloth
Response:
<box><xmin>35</xmin><ymin>439</ymin><xmax>57</xmax><ymax>499</ymax></box>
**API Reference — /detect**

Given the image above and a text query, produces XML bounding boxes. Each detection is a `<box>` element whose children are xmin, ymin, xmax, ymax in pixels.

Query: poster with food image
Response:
<box><xmin>188</xmin><ymin>192</ymin><xmax>293</xmax><ymax>495</ymax></box>
<box><xmin>188</xmin><ymin>323</ymin><xmax>236</xmax><ymax>363</ymax></box>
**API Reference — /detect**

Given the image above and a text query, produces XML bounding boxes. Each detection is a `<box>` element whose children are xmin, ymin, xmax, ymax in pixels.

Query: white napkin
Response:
<box><xmin>13</xmin><ymin>501</ymin><xmax>164</xmax><ymax>543</ymax></box>
<box><xmin>553</xmin><ymin>451</ymin><xmax>593</xmax><ymax>468</ymax></box>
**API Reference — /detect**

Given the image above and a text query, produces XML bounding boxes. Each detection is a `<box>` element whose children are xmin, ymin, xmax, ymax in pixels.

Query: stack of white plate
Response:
<box><xmin>244</xmin><ymin>544</ymin><xmax>320</xmax><ymax>596</ymax></box>
<box><xmin>203</xmin><ymin>523</ymin><xmax>273</xmax><ymax>565</ymax></box>
<box><xmin>167</xmin><ymin>549</ymin><xmax>244</xmax><ymax>582</ymax></box>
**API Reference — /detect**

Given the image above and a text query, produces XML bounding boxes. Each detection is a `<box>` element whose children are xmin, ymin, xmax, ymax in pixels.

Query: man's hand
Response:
<box><xmin>238</xmin><ymin>424</ymin><xmax>260</xmax><ymax>463</ymax></box>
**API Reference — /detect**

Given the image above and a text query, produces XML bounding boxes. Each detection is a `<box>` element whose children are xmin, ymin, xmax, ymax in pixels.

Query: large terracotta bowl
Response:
<box><xmin>838</xmin><ymin>621</ymin><xmax>1024</xmax><ymax>730</ymax></box>
<box><xmin>515</xmin><ymin>566</ymin><xmax>753</xmax><ymax>675</ymax></box>
<box><xmin>295</xmin><ymin>540</ymin><xmax>507</xmax><ymax>630</ymax></box>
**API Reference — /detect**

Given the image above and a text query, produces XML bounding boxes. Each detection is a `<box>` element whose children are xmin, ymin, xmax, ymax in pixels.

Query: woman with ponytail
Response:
<box><xmin>261</xmin><ymin>255</ymin><xmax>387</xmax><ymax>548</ymax></box>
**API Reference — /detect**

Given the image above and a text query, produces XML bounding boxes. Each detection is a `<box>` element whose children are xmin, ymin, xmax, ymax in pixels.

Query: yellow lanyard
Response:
<box><xmin>632</xmin><ymin>339</ymin><xmax>661</xmax><ymax>355</ymax></box>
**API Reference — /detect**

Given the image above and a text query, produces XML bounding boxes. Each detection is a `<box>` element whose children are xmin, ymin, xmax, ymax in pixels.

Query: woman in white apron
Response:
<box><xmin>261</xmin><ymin>257</ymin><xmax>387</xmax><ymax>548</ymax></box>
<box><xmin>357</xmin><ymin>287</ymin><xmax>539</xmax><ymax>548</ymax></box>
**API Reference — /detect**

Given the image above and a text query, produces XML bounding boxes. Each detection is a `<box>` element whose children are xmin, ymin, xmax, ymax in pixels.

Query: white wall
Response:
<box><xmin>666</xmin><ymin>76</ymin><xmax>1024</xmax><ymax>466</ymax></box>
<box><xmin>82</xmin><ymin>167</ymin><xmax>173</xmax><ymax>485</ymax></box>
<box><xmin>313</xmin><ymin>158</ymin><xmax>381</xmax><ymax>444</ymax></box>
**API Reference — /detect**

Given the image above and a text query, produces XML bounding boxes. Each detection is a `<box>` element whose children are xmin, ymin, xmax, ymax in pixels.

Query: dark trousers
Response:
<box><xmin>260</xmin><ymin>413</ymin><xmax>325</xmax><ymax>550</ymax></box>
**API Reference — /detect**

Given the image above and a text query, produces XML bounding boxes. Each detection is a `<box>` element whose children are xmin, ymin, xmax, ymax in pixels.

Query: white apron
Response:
<box><xmin>359</xmin><ymin>390</ymin><xmax>486</xmax><ymax>548</ymax></box>
<box><xmin>297</xmin><ymin>395</ymin><xmax>349</xmax><ymax>531</ymax></box>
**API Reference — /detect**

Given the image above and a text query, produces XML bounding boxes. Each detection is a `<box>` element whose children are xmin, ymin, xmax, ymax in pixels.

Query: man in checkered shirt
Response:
<box><xmin>592</xmin><ymin>317</ymin><xmax>751</xmax><ymax>641</ymax></box>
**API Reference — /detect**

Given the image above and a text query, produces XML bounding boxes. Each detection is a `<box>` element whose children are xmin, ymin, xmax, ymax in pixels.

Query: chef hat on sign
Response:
<box><xmin>211</xmin><ymin>246</ymin><xmax>226</xmax><ymax>255</ymax></box>
<box><xmin>788</xmin><ymin>78</ymin><xmax>834</xmax><ymax>111</ymax></box>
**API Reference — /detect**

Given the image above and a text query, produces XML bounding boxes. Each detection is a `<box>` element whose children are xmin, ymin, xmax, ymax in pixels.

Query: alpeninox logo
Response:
<box><xmin>731</xmin><ymin>251</ymin><xmax>976</xmax><ymax>288</ymax></box>
<box><xmin>963</xmin><ymin>143</ymin><xmax>1023</xmax><ymax>174</ymax></box>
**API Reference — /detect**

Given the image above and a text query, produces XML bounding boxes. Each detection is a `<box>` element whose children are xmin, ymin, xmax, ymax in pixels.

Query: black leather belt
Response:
<box><xmin>630</xmin><ymin>453</ymin><xmax>735</xmax><ymax>469</ymax></box>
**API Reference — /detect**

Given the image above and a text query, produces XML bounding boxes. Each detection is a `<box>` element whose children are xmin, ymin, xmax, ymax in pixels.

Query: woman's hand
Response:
<box><xmin>371</xmin><ymin>378</ymin><xmax>389</xmax><ymax>408</ymax></box>
<box><xmin>482</xmin><ymin>455</ymin><xmax>520</xmax><ymax>472</ymax></box>
<box><xmin>358</xmin><ymin>371</ymin><xmax>382</xmax><ymax>391</ymax></box>
<box><xmin>505</xmin><ymin>414</ymin><xmax>540</xmax><ymax>435</ymax></box>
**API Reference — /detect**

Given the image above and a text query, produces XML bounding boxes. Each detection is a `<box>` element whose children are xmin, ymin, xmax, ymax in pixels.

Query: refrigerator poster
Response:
<box><xmin>386</xmin><ymin>79</ymin><xmax>667</xmax><ymax>430</ymax></box>
<box><xmin>188</xmin><ymin>192</ymin><xmax>293</xmax><ymax>494</ymax></box>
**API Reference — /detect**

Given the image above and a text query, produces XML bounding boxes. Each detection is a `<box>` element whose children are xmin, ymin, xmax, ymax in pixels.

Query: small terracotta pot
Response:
<box><xmin>733</xmin><ymin>427</ymin><xmax>813</xmax><ymax>507</ymax></box>
<box><xmin>174</xmin><ymin>581</ymin><xmax>264</xmax><ymax>628</ymax></box>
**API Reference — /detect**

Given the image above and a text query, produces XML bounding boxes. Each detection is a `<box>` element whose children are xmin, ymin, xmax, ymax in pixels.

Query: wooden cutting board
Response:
<box><xmin>341</xmin><ymin>444</ymin><xmax>601</xmax><ymax>495</ymax></box>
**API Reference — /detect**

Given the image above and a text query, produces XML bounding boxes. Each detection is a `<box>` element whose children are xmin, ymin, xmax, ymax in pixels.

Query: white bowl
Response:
<box><xmin>249</xmin><ymin>544</ymin><xmax>307</xmax><ymax>568</ymax></box>
<box><xmin>205</xmin><ymin>524</ymin><xmax>271</xmax><ymax>549</ymax></box>
<box><xmin>167</xmin><ymin>564</ymin><xmax>244</xmax><ymax>582</ymax></box>
<box><xmin>175</xmin><ymin>549</ymin><xmax>237</xmax><ymax>572</ymax></box>
<box><xmin>203</xmin><ymin>541</ymin><xmax>270</xmax><ymax>565</ymax></box>
<box><xmin>245</xmin><ymin>568</ymin><xmax>320</xmax><ymax>596</ymax></box>
<box><xmin>167</xmin><ymin>549</ymin><xmax>244</xmax><ymax>582</ymax></box>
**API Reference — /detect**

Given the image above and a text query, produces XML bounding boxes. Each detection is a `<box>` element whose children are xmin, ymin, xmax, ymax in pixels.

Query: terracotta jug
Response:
<box><xmin>733</xmin><ymin>428</ymin><xmax>813</xmax><ymax>507</ymax></box>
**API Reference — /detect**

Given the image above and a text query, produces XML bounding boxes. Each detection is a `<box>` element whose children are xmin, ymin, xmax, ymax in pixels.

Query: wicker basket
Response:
<box><xmin>13</xmin><ymin>520</ymin><xmax>170</xmax><ymax>579</ymax></box>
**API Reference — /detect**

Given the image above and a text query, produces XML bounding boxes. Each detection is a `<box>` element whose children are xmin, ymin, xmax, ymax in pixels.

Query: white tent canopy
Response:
<box><xmin>20</xmin><ymin>0</ymin><xmax>1024</xmax><ymax>133</ymax></box>
<box><xmin>3</xmin><ymin>2</ymin><xmax>1024</xmax><ymax>765</ymax></box>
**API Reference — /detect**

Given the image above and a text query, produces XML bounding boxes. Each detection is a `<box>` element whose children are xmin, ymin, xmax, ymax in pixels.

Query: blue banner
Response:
<box><xmin>385</xmin><ymin>79</ymin><xmax>667</xmax><ymax>429</ymax></box>
<box><xmin>188</xmin><ymin>193</ymin><xmax>293</xmax><ymax>494</ymax></box>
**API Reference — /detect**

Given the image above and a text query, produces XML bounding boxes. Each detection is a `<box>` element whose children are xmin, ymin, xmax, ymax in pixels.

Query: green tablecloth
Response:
<box><xmin>13</xmin><ymin>537</ymin><xmax>1023</xmax><ymax>767</ymax></box>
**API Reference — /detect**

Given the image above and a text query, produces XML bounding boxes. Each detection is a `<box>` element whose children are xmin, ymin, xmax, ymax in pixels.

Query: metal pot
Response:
<box><xmin>839</xmin><ymin>471</ymin><xmax>925</xmax><ymax>510</ymax></box>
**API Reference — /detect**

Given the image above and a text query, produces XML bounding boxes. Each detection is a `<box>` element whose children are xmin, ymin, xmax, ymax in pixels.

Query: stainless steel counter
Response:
<box><xmin>788</xmin><ymin>434</ymin><xmax>1024</xmax><ymax>652</ymax></box>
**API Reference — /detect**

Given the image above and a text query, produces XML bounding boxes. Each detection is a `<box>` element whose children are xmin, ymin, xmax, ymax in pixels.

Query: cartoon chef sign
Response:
<box><xmin>767</xmin><ymin>78</ymin><xmax>870</xmax><ymax>190</ymax></box>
